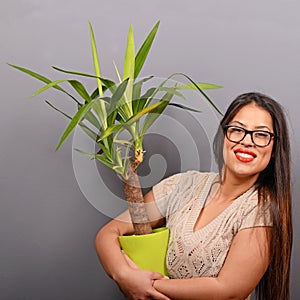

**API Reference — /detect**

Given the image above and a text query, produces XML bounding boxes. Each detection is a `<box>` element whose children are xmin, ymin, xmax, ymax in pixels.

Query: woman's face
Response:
<box><xmin>223</xmin><ymin>103</ymin><xmax>274</xmax><ymax>181</ymax></box>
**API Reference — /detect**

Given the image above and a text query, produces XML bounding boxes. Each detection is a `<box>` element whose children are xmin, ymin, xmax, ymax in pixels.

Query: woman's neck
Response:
<box><xmin>216</xmin><ymin>170</ymin><xmax>258</xmax><ymax>203</ymax></box>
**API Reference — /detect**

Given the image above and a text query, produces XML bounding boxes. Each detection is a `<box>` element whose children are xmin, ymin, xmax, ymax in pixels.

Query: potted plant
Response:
<box><xmin>8</xmin><ymin>20</ymin><xmax>221</xmax><ymax>275</ymax></box>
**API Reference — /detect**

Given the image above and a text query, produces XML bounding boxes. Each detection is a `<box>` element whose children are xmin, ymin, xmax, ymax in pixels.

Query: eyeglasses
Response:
<box><xmin>223</xmin><ymin>125</ymin><xmax>276</xmax><ymax>147</ymax></box>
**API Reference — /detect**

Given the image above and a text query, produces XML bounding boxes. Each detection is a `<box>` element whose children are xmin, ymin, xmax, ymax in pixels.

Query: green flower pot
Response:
<box><xmin>118</xmin><ymin>227</ymin><xmax>170</xmax><ymax>276</ymax></box>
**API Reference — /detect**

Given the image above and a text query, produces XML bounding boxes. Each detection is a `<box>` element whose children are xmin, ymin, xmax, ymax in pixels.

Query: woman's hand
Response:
<box><xmin>114</xmin><ymin>253</ymin><xmax>170</xmax><ymax>300</ymax></box>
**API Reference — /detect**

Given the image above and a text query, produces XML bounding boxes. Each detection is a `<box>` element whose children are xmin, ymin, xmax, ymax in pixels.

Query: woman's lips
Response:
<box><xmin>234</xmin><ymin>148</ymin><xmax>257</xmax><ymax>162</ymax></box>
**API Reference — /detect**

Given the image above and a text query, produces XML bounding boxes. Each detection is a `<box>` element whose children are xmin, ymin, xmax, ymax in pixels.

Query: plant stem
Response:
<box><xmin>122</xmin><ymin>163</ymin><xmax>152</xmax><ymax>235</ymax></box>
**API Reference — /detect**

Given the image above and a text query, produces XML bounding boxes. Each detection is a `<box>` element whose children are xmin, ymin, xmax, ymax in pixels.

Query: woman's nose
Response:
<box><xmin>241</xmin><ymin>132</ymin><xmax>254</xmax><ymax>145</ymax></box>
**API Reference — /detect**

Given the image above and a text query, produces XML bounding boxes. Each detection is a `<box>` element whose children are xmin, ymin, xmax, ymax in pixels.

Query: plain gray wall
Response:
<box><xmin>1</xmin><ymin>0</ymin><xmax>299</xmax><ymax>299</ymax></box>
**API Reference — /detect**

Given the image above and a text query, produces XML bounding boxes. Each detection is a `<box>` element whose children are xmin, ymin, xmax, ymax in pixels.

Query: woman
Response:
<box><xmin>95</xmin><ymin>92</ymin><xmax>293</xmax><ymax>300</ymax></box>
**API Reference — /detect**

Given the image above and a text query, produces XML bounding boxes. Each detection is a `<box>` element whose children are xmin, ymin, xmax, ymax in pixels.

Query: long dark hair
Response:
<box><xmin>213</xmin><ymin>92</ymin><xmax>293</xmax><ymax>299</ymax></box>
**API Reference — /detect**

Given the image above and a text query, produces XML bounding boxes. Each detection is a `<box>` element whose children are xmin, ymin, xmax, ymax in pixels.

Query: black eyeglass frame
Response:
<box><xmin>223</xmin><ymin>125</ymin><xmax>276</xmax><ymax>147</ymax></box>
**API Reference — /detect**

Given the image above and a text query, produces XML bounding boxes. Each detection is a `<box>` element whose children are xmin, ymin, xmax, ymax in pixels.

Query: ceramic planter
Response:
<box><xmin>118</xmin><ymin>227</ymin><xmax>170</xmax><ymax>276</ymax></box>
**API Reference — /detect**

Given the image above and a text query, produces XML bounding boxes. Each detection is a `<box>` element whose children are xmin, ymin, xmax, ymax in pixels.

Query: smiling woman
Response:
<box><xmin>95</xmin><ymin>92</ymin><xmax>292</xmax><ymax>300</ymax></box>
<box><xmin>212</xmin><ymin>92</ymin><xmax>292</xmax><ymax>299</ymax></box>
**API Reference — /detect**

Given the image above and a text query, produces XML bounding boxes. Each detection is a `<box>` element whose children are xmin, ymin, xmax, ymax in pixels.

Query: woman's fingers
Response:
<box><xmin>150</xmin><ymin>271</ymin><xmax>166</xmax><ymax>280</ymax></box>
<box><xmin>148</xmin><ymin>288</ymin><xmax>171</xmax><ymax>300</ymax></box>
<box><xmin>118</xmin><ymin>255</ymin><xmax>171</xmax><ymax>300</ymax></box>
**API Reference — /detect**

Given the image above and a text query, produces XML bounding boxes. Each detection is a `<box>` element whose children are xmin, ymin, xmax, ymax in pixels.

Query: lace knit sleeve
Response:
<box><xmin>152</xmin><ymin>172</ymin><xmax>182</xmax><ymax>217</ymax></box>
<box><xmin>152</xmin><ymin>170</ymin><xmax>207</xmax><ymax>218</ymax></box>
<box><xmin>239</xmin><ymin>194</ymin><xmax>272</xmax><ymax>231</ymax></box>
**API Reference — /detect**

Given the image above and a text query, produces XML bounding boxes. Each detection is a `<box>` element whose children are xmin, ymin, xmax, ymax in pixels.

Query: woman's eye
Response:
<box><xmin>230</xmin><ymin>127</ymin><xmax>244</xmax><ymax>133</ymax></box>
<box><xmin>255</xmin><ymin>132</ymin><xmax>269</xmax><ymax>139</ymax></box>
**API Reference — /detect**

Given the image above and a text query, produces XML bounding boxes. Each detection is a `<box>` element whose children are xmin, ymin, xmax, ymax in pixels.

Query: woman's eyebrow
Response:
<box><xmin>230</xmin><ymin>120</ymin><xmax>272</xmax><ymax>131</ymax></box>
<box><xmin>230</xmin><ymin>120</ymin><xmax>245</xmax><ymax>126</ymax></box>
<box><xmin>255</xmin><ymin>125</ymin><xmax>272</xmax><ymax>131</ymax></box>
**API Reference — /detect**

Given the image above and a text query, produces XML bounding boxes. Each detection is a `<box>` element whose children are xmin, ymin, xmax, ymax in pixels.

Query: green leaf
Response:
<box><xmin>97</xmin><ymin>124</ymin><xmax>123</xmax><ymax>142</ymax></box>
<box><xmin>46</xmin><ymin>100</ymin><xmax>99</xmax><ymax>141</ymax></box>
<box><xmin>96</xmin><ymin>140</ymin><xmax>112</xmax><ymax>161</ymax></box>
<box><xmin>132</xmin><ymin>76</ymin><xmax>154</xmax><ymax>114</ymax></box>
<box><xmin>52</xmin><ymin>66</ymin><xmax>117</xmax><ymax>91</ymax></box>
<box><xmin>79</xmin><ymin>106</ymin><xmax>102</xmax><ymax>130</ymax></box>
<box><xmin>30</xmin><ymin>80</ymin><xmax>66</xmax><ymax>98</ymax></box>
<box><xmin>75</xmin><ymin>148</ymin><xmax>114</xmax><ymax>169</ymax></box>
<box><xmin>168</xmin><ymin>102</ymin><xmax>202</xmax><ymax>113</ymax></box>
<box><xmin>107</xmin><ymin>110</ymin><xmax>118</xmax><ymax>128</ymax></box>
<box><xmin>140</xmin><ymin>93</ymin><xmax>173</xmax><ymax>137</ymax></box>
<box><xmin>113</xmin><ymin>139</ymin><xmax>134</xmax><ymax>147</ymax></box>
<box><xmin>112</xmin><ymin>165</ymin><xmax>125</xmax><ymax>174</ymax></box>
<box><xmin>106</xmin><ymin>79</ymin><xmax>129</xmax><ymax>128</ymax></box>
<box><xmin>132</xmin><ymin>82</ymin><xmax>142</xmax><ymax>109</ymax></box>
<box><xmin>55</xmin><ymin>99</ymin><xmax>102</xmax><ymax>151</ymax></box>
<box><xmin>107</xmin><ymin>79</ymin><xmax>129</xmax><ymax>115</ymax></box>
<box><xmin>113</xmin><ymin>61</ymin><xmax>122</xmax><ymax>83</ymax></box>
<box><xmin>126</xmin><ymin>100</ymin><xmax>167</xmax><ymax>127</ymax></box>
<box><xmin>134</xmin><ymin>20</ymin><xmax>160</xmax><ymax>78</ymax></box>
<box><xmin>111</xmin><ymin>144</ymin><xmax>123</xmax><ymax>167</ymax></box>
<box><xmin>68</xmin><ymin>80</ymin><xmax>91</xmax><ymax>103</ymax></box>
<box><xmin>90</xmin><ymin>88</ymin><xmax>99</xmax><ymax>99</ymax></box>
<box><xmin>79</xmin><ymin>124</ymin><xmax>99</xmax><ymax>141</ymax></box>
<box><xmin>157</xmin><ymin>86</ymin><xmax>186</xmax><ymax>99</ymax></box>
<box><xmin>174</xmin><ymin>82</ymin><xmax>223</xmax><ymax>90</ymax></box>
<box><xmin>173</xmin><ymin>73</ymin><xmax>222</xmax><ymax>115</ymax></box>
<box><xmin>8</xmin><ymin>64</ymin><xmax>64</xmax><ymax>92</ymax></box>
<box><xmin>52</xmin><ymin>65</ymin><xmax>97</xmax><ymax>78</ymax></box>
<box><xmin>45</xmin><ymin>100</ymin><xmax>72</xmax><ymax>119</ymax></box>
<box><xmin>153</xmin><ymin>72</ymin><xmax>222</xmax><ymax>115</ymax></box>
<box><xmin>122</xmin><ymin>24</ymin><xmax>135</xmax><ymax>117</ymax></box>
<box><xmin>89</xmin><ymin>22</ymin><xmax>109</xmax><ymax>130</ymax></box>
<box><xmin>141</xmin><ymin>74</ymin><xmax>177</xmax><ymax>109</ymax></box>
<box><xmin>123</xmin><ymin>24</ymin><xmax>135</xmax><ymax>81</ymax></box>
<box><xmin>30</xmin><ymin>79</ymin><xmax>89</xmax><ymax>106</ymax></box>
<box><xmin>89</xmin><ymin>22</ymin><xmax>103</xmax><ymax>97</ymax></box>
<box><xmin>8</xmin><ymin>64</ymin><xmax>85</xmax><ymax>105</ymax></box>
<box><xmin>136</xmin><ymin>87</ymin><xmax>156</xmax><ymax>112</ymax></box>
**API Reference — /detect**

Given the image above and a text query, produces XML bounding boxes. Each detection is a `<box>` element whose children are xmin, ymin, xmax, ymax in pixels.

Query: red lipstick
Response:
<box><xmin>234</xmin><ymin>148</ymin><xmax>257</xmax><ymax>162</ymax></box>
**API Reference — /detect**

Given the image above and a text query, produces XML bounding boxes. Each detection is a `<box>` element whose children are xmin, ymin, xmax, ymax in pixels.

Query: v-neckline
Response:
<box><xmin>187</xmin><ymin>173</ymin><xmax>254</xmax><ymax>235</ymax></box>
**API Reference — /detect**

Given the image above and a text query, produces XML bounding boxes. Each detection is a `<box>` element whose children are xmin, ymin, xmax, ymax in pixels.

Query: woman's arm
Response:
<box><xmin>95</xmin><ymin>190</ymin><xmax>169</xmax><ymax>300</ymax></box>
<box><xmin>154</xmin><ymin>226</ymin><xmax>270</xmax><ymax>300</ymax></box>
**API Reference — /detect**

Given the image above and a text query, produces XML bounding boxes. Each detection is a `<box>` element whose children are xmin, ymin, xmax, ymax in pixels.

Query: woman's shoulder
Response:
<box><xmin>164</xmin><ymin>170</ymin><xmax>217</xmax><ymax>183</ymax></box>
<box><xmin>153</xmin><ymin>171</ymin><xmax>218</xmax><ymax>217</ymax></box>
<box><xmin>237</xmin><ymin>188</ymin><xmax>272</xmax><ymax>229</ymax></box>
<box><xmin>153</xmin><ymin>171</ymin><xmax>217</xmax><ymax>202</ymax></box>
<box><xmin>153</xmin><ymin>170</ymin><xmax>216</xmax><ymax>194</ymax></box>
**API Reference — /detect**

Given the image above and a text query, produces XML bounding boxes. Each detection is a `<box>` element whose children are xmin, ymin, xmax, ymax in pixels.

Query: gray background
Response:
<box><xmin>1</xmin><ymin>0</ymin><xmax>299</xmax><ymax>299</ymax></box>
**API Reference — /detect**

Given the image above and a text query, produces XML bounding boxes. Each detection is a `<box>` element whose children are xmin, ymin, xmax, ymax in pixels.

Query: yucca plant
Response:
<box><xmin>8</xmin><ymin>21</ymin><xmax>222</xmax><ymax>235</ymax></box>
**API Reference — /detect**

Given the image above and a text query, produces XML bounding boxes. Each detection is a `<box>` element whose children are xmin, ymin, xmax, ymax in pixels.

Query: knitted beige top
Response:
<box><xmin>153</xmin><ymin>171</ymin><xmax>271</xmax><ymax>299</ymax></box>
